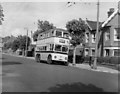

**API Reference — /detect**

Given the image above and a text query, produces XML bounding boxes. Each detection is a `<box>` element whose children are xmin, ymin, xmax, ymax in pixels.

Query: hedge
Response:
<box><xmin>68</xmin><ymin>55</ymin><xmax>120</xmax><ymax>65</ymax></box>
<box><xmin>97</xmin><ymin>57</ymin><xmax>120</xmax><ymax>65</ymax></box>
<box><xmin>68</xmin><ymin>55</ymin><xmax>84</xmax><ymax>64</ymax></box>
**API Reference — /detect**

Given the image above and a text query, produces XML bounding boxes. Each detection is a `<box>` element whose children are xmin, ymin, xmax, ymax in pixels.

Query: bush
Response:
<box><xmin>68</xmin><ymin>55</ymin><xmax>84</xmax><ymax>64</ymax></box>
<box><xmin>110</xmin><ymin>57</ymin><xmax>119</xmax><ymax>64</ymax></box>
<box><xmin>68</xmin><ymin>53</ymin><xmax>120</xmax><ymax>65</ymax></box>
<box><xmin>97</xmin><ymin>57</ymin><xmax>120</xmax><ymax>65</ymax></box>
<box><xmin>27</xmin><ymin>51</ymin><xmax>34</xmax><ymax>57</ymax></box>
<box><xmin>19</xmin><ymin>51</ymin><xmax>22</xmax><ymax>55</ymax></box>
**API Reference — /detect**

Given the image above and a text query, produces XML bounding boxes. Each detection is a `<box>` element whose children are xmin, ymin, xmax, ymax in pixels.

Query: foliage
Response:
<box><xmin>66</xmin><ymin>18</ymin><xmax>88</xmax><ymax>46</ymax></box>
<box><xmin>11</xmin><ymin>39</ymin><xmax>20</xmax><ymax>52</ymax></box>
<box><xmin>33</xmin><ymin>20</ymin><xmax>55</xmax><ymax>41</ymax></box>
<box><xmin>4</xmin><ymin>35</ymin><xmax>31</xmax><ymax>52</ymax></box>
<box><xmin>18</xmin><ymin>35</ymin><xmax>31</xmax><ymax>50</ymax></box>
<box><xmin>0</xmin><ymin>4</ymin><xmax>4</xmax><ymax>25</ymax></box>
<box><xmin>84</xmin><ymin>56</ymin><xmax>120</xmax><ymax>65</ymax></box>
<box><xmin>2</xmin><ymin>36</ymin><xmax>10</xmax><ymax>43</ymax></box>
<box><xmin>3</xmin><ymin>42</ymin><xmax>12</xmax><ymax>50</ymax></box>
<box><xmin>68</xmin><ymin>55</ymin><xmax>84</xmax><ymax>63</ymax></box>
<box><xmin>97</xmin><ymin>57</ymin><xmax>120</xmax><ymax>64</ymax></box>
<box><xmin>33</xmin><ymin>30</ymin><xmax>41</xmax><ymax>41</ymax></box>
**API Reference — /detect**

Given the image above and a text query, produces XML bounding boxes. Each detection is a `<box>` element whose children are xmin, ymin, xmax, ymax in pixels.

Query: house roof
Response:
<box><xmin>102</xmin><ymin>9</ymin><xmax>119</xmax><ymax>27</ymax></box>
<box><xmin>86</xmin><ymin>20</ymin><xmax>102</xmax><ymax>31</ymax></box>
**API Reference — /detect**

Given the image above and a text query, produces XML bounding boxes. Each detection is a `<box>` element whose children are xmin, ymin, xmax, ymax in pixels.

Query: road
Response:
<box><xmin>2</xmin><ymin>54</ymin><xmax>119</xmax><ymax>92</ymax></box>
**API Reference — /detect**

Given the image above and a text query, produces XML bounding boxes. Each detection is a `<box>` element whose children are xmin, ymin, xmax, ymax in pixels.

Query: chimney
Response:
<box><xmin>107</xmin><ymin>8</ymin><xmax>114</xmax><ymax>18</ymax></box>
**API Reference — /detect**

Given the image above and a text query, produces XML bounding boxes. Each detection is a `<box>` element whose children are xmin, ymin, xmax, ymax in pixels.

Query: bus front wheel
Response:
<box><xmin>47</xmin><ymin>55</ymin><xmax>52</xmax><ymax>64</ymax></box>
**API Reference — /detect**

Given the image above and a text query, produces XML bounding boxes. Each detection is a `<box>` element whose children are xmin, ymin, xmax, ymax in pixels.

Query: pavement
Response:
<box><xmin>69</xmin><ymin>63</ymin><xmax>119</xmax><ymax>74</ymax></box>
<box><xmin>2</xmin><ymin>53</ymin><xmax>119</xmax><ymax>74</ymax></box>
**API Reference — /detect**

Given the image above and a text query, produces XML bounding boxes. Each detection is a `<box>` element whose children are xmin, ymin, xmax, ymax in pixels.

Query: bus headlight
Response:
<box><xmin>65</xmin><ymin>57</ymin><xmax>68</xmax><ymax>60</ymax></box>
<box><xmin>54</xmin><ymin>56</ymin><xmax>57</xmax><ymax>59</ymax></box>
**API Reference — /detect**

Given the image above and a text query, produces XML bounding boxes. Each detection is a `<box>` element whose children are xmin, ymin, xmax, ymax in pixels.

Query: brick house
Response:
<box><xmin>84</xmin><ymin>8</ymin><xmax>120</xmax><ymax>57</ymax></box>
<box><xmin>84</xmin><ymin>20</ymin><xmax>102</xmax><ymax>57</ymax></box>
<box><xmin>101</xmin><ymin>8</ymin><xmax>120</xmax><ymax>57</ymax></box>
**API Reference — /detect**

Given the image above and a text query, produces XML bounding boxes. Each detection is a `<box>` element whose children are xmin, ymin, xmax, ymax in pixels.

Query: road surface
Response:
<box><xmin>2</xmin><ymin>54</ymin><xmax>119</xmax><ymax>92</ymax></box>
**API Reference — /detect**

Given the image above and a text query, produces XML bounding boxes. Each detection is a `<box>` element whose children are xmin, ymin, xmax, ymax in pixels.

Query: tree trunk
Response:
<box><xmin>73</xmin><ymin>47</ymin><xmax>76</xmax><ymax>66</ymax></box>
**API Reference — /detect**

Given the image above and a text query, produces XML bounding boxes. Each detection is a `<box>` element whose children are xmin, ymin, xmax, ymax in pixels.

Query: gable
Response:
<box><xmin>106</xmin><ymin>13</ymin><xmax>119</xmax><ymax>27</ymax></box>
<box><xmin>86</xmin><ymin>20</ymin><xmax>102</xmax><ymax>31</ymax></box>
<box><xmin>102</xmin><ymin>9</ymin><xmax>118</xmax><ymax>28</ymax></box>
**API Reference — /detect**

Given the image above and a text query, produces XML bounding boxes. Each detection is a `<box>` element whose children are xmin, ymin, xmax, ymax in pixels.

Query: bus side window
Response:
<box><xmin>38</xmin><ymin>34</ymin><xmax>41</xmax><ymax>40</ymax></box>
<box><xmin>52</xmin><ymin>30</ymin><xmax>54</xmax><ymax>36</ymax></box>
<box><xmin>51</xmin><ymin>44</ymin><xmax>54</xmax><ymax>51</ymax></box>
<box><xmin>56</xmin><ymin>31</ymin><xmax>62</xmax><ymax>37</ymax></box>
<box><xmin>40</xmin><ymin>34</ymin><xmax>43</xmax><ymax>39</ymax></box>
<box><xmin>49</xmin><ymin>44</ymin><xmax>54</xmax><ymax>51</ymax></box>
<box><xmin>37</xmin><ymin>35</ymin><xmax>40</xmax><ymax>40</ymax></box>
<box><xmin>44</xmin><ymin>46</ymin><xmax>47</xmax><ymax>51</ymax></box>
<box><xmin>48</xmin><ymin>32</ymin><xmax>50</xmax><ymax>37</ymax></box>
<box><xmin>63</xmin><ymin>33</ymin><xmax>69</xmax><ymax>39</ymax></box>
<box><xmin>43</xmin><ymin>34</ymin><xmax>45</xmax><ymax>39</ymax></box>
<box><xmin>50</xmin><ymin>30</ymin><xmax>54</xmax><ymax>37</ymax></box>
<box><xmin>44</xmin><ymin>33</ymin><xmax>47</xmax><ymax>38</ymax></box>
<box><xmin>50</xmin><ymin>44</ymin><xmax>52</xmax><ymax>51</ymax></box>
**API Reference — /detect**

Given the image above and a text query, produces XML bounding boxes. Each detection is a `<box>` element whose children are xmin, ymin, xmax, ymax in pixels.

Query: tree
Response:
<box><xmin>0</xmin><ymin>4</ymin><xmax>4</xmax><ymax>25</ymax></box>
<box><xmin>11</xmin><ymin>35</ymin><xmax>31</xmax><ymax>55</ymax></box>
<box><xmin>18</xmin><ymin>35</ymin><xmax>31</xmax><ymax>56</ymax></box>
<box><xmin>3</xmin><ymin>42</ymin><xmax>12</xmax><ymax>50</ymax></box>
<box><xmin>11</xmin><ymin>39</ymin><xmax>20</xmax><ymax>52</ymax></box>
<box><xmin>33</xmin><ymin>20</ymin><xmax>55</xmax><ymax>41</ymax></box>
<box><xmin>33</xmin><ymin>30</ymin><xmax>41</xmax><ymax>41</ymax></box>
<box><xmin>66</xmin><ymin>18</ymin><xmax>88</xmax><ymax>65</ymax></box>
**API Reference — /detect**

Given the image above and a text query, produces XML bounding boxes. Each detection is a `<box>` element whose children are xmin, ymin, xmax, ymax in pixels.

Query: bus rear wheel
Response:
<box><xmin>64</xmin><ymin>62</ymin><xmax>69</xmax><ymax>66</ymax></box>
<box><xmin>35</xmin><ymin>54</ymin><xmax>41</xmax><ymax>63</ymax></box>
<box><xmin>47</xmin><ymin>55</ymin><xmax>52</xmax><ymax>64</ymax></box>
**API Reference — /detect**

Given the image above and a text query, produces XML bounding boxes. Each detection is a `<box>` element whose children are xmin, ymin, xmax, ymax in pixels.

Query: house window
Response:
<box><xmin>105</xmin><ymin>31</ymin><xmax>110</xmax><ymax>41</ymax></box>
<box><xmin>85</xmin><ymin>33</ymin><xmax>89</xmax><ymax>43</ymax></box>
<box><xmin>105</xmin><ymin>49</ymin><xmax>110</xmax><ymax>56</ymax></box>
<box><xmin>92</xmin><ymin>49</ymin><xmax>95</xmax><ymax>56</ymax></box>
<box><xmin>85</xmin><ymin>49</ymin><xmax>89</xmax><ymax>56</ymax></box>
<box><xmin>114</xmin><ymin>28</ymin><xmax>120</xmax><ymax>41</ymax></box>
<box><xmin>114</xmin><ymin>49</ymin><xmax>120</xmax><ymax>56</ymax></box>
<box><xmin>92</xmin><ymin>33</ymin><xmax>96</xmax><ymax>43</ymax></box>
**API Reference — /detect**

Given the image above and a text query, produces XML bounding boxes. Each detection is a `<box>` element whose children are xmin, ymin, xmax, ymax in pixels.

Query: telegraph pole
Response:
<box><xmin>93</xmin><ymin>0</ymin><xmax>99</xmax><ymax>69</ymax></box>
<box><xmin>25</xmin><ymin>28</ymin><xmax>28</xmax><ymax>57</ymax></box>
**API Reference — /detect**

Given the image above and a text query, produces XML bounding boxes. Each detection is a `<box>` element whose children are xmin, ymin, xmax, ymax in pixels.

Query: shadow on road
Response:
<box><xmin>1</xmin><ymin>57</ymin><xmax>6</xmax><ymax>60</ymax></box>
<box><xmin>2</xmin><ymin>61</ymin><xmax>22</xmax><ymax>66</ymax></box>
<box><xmin>40</xmin><ymin>60</ymin><xmax>66</xmax><ymax>66</ymax></box>
<box><xmin>48</xmin><ymin>82</ymin><xmax>104</xmax><ymax>92</ymax></box>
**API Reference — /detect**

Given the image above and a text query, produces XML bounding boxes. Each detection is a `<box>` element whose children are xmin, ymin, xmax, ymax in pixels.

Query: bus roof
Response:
<box><xmin>39</xmin><ymin>28</ymin><xmax>69</xmax><ymax>35</ymax></box>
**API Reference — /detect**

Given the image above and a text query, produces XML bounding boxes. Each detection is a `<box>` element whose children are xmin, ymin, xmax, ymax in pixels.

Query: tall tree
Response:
<box><xmin>3</xmin><ymin>42</ymin><xmax>12</xmax><ymax>50</ymax></box>
<box><xmin>33</xmin><ymin>30</ymin><xmax>41</xmax><ymax>41</ymax></box>
<box><xmin>11</xmin><ymin>35</ymin><xmax>31</xmax><ymax>54</ymax></box>
<box><xmin>0</xmin><ymin>4</ymin><xmax>4</xmax><ymax>25</ymax></box>
<box><xmin>11</xmin><ymin>39</ymin><xmax>20</xmax><ymax>52</ymax></box>
<box><xmin>66</xmin><ymin>18</ymin><xmax>88</xmax><ymax>65</ymax></box>
<box><xmin>33</xmin><ymin>20</ymin><xmax>55</xmax><ymax>41</ymax></box>
<box><xmin>18</xmin><ymin>35</ymin><xmax>31</xmax><ymax>51</ymax></box>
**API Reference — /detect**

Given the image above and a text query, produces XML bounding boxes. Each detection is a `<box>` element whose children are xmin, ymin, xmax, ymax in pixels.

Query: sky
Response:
<box><xmin>0</xmin><ymin>0</ymin><xmax>118</xmax><ymax>37</ymax></box>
